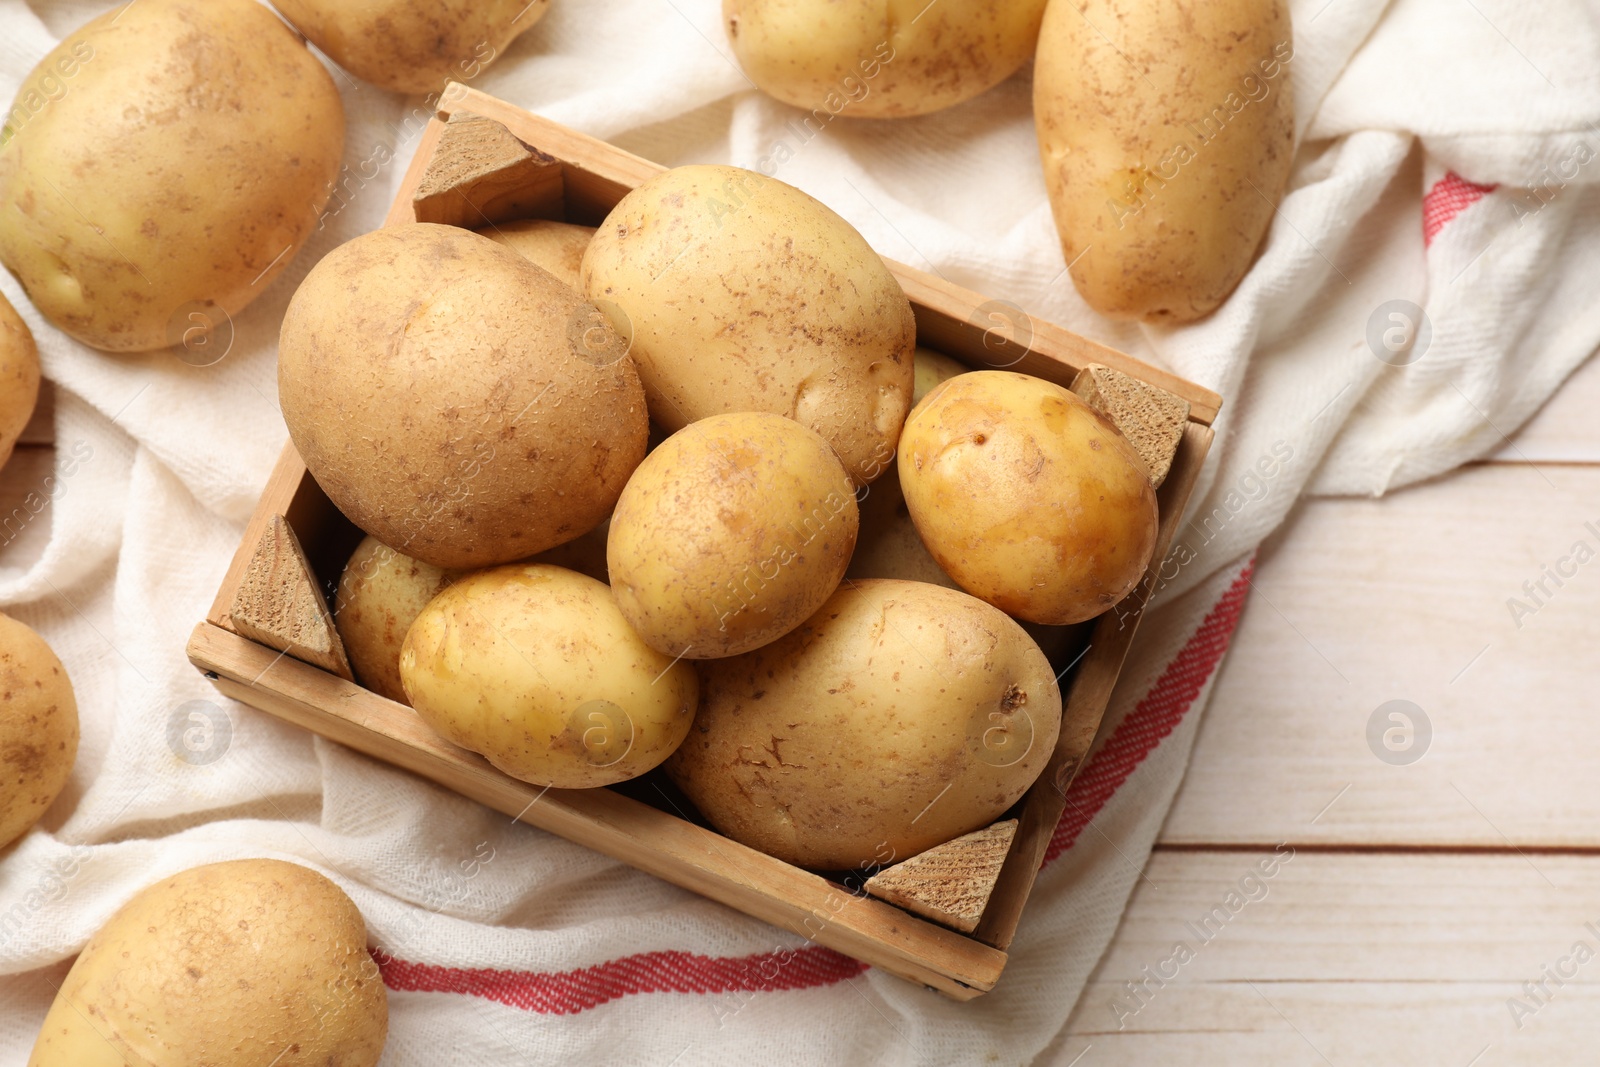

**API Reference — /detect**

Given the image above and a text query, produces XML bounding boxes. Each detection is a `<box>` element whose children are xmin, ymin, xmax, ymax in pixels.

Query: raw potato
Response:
<box><xmin>0</xmin><ymin>0</ymin><xmax>344</xmax><ymax>352</ymax></box>
<box><xmin>0</xmin><ymin>294</ymin><xmax>39</xmax><ymax>470</ymax></box>
<box><xmin>846</xmin><ymin>466</ymin><xmax>950</xmax><ymax>590</ymax></box>
<box><xmin>401</xmin><ymin>565</ymin><xmax>698</xmax><ymax>789</ymax></box>
<box><xmin>667</xmin><ymin>579</ymin><xmax>1060</xmax><ymax>870</ymax></box>
<box><xmin>846</xmin><ymin>473</ymin><xmax>1086</xmax><ymax>663</ymax></box>
<box><xmin>335</xmin><ymin>519</ymin><xmax>617</xmax><ymax>705</ymax></box>
<box><xmin>1035</xmin><ymin>0</ymin><xmax>1295</xmax><ymax>322</ymax></box>
<box><xmin>0</xmin><ymin>613</ymin><xmax>77</xmax><ymax>850</ymax></box>
<box><xmin>847</xmin><ymin>346</ymin><xmax>965</xmax><ymax>586</ymax></box>
<box><xmin>848</xmin><ymin>353</ymin><xmax>1084</xmax><ymax>663</ymax></box>
<box><xmin>724</xmin><ymin>0</ymin><xmax>1049</xmax><ymax>118</ymax></box>
<box><xmin>28</xmin><ymin>859</ymin><xmax>386</xmax><ymax>1066</ymax></box>
<box><xmin>335</xmin><ymin>537</ymin><xmax>461</xmax><ymax>705</ymax></box>
<box><xmin>581</xmin><ymin>164</ymin><xmax>914</xmax><ymax>485</ymax></box>
<box><xmin>608</xmin><ymin>412</ymin><xmax>858</xmax><ymax>659</ymax></box>
<box><xmin>476</xmin><ymin>220</ymin><xmax>595</xmax><ymax>290</ymax></box>
<box><xmin>898</xmin><ymin>371</ymin><xmax>1158</xmax><ymax>625</ymax></box>
<box><xmin>273</xmin><ymin>0</ymin><xmax>549</xmax><ymax>95</ymax></box>
<box><xmin>912</xmin><ymin>346</ymin><xmax>968</xmax><ymax>405</ymax></box>
<box><xmin>279</xmin><ymin>224</ymin><xmax>649</xmax><ymax>570</ymax></box>
<box><xmin>530</xmin><ymin>518</ymin><xmax>610</xmax><ymax>584</ymax></box>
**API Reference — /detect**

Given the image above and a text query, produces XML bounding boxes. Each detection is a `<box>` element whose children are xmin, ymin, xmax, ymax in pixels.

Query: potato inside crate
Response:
<box><xmin>191</xmin><ymin>88</ymin><xmax>1218</xmax><ymax>999</ymax></box>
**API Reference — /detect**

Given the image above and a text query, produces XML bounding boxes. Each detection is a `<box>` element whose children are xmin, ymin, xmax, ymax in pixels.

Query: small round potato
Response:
<box><xmin>724</xmin><ymin>0</ymin><xmax>1049</xmax><ymax>118</ymax></box>
<box><xmin>0</xmin><ymin>294</ymin><xmax>39</xmax><ymax>471</ymax></box>
<box><xmin>609</xmin><ymin>412</ymin><xmax>858</xmax><ymax>660</ymax></box>
<box><xmin>668</xmin><ymin>579</ymin><xmax>1060</xmax><ymax>870</ymax></box>
<box><xmin>1035</xmin><ymin>0</ymin><xmax>1295</xmax><ymax>322</ymax></box>
<box><xmin>273</xmin><ymin>0</ymin><xmax>549</xmax><ymax>95</ymax></box>
<box><xmin>335</xmin><ymin>537</ymin><xmax>462</xmax><ymax>705</ymax></box>
<box><xmin>476</xmin><ymin>220</ymin><xmax>595</xmax><ymax>290</ymax></box>
<box><xmin>28</xmin><ymin>859</ymin><xmax>387</xmax><ymax>1066</ymax></box>
<box><xmin>581</xmin><ymin>164</ymin><xmax>915</xmax><ymax>485</ymax></box>
<box><xmin>0</xmin><ymin>613</ymin><xmax>77</xmax><ymax>850</ymax></box>
<box><xmin>280</xmin><ymin>224</ymin><xmax>650</xmax><ymax>570</ymax></box>
<box><xmin>898</xmin><ymin>371</ymin><xmax>1158</xmax><ymax>625</ymax></box>
<box><xmin>0</xmin><ymin>0</ymin><xmax>345</xmax><ymax>351</ymax></box>
<box><xmin>400</xmin><ymin>565</ymin><xmax>698</xmax><ymax>789</ymax></box>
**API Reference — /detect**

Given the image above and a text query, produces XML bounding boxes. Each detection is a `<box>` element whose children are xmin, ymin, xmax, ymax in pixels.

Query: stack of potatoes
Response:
<box><xmin>281</xmin><ymin>165</ymin><xmax>1160</xmax><ymax>874</ymax></box>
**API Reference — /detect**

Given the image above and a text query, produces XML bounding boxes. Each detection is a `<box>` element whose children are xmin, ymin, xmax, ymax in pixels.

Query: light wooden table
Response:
<box><xmin>1056</xmin><ymin>355</ymin><xmax>1600</xmax><ymax>1065</ymax></box>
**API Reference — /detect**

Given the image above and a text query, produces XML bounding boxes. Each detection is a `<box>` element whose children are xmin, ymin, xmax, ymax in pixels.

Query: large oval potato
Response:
<box><xmin>668</xmin><ymin>579</ymin><xmax>1060</xmax><ymax>870</ymax></box>
<box><xmin>400</xmin><ymin>565</ymin><xmax>698</xmax><ymax>788</ymax></box>
<box><xmin>609</xmin><ymin>412</ymin><xmax>858</xmax><ymax>660</ymax></box>
<box><xmin>581</xmin><ymin>164</ymin><xmax>914</xmax><ymax>485</ymax></box>
<box><xmin>273</xmin><ymin>0</ymin><xmax>549</xmax><ymax>95</ymax></box>
<box><xmin>0</xmin><ymin>0</ymin><xmax>344</xmax><ymax>352</ymax></box>
<box><xmin>280</xmin><ymin>224</ymin><xmax>649</xmax><ymax>570</ymax></box>
<box><xmin>1035</xmin><ymin>0</ymin><xmax>1295</xmax><ymax>322</ymax></box>
<box><xmin>0</xmin><ymin>613</ymin><xmax>78</xmax><ymax>850</ymax></box>
<box><xmin>725</xmin><ymin>0</ymin><xmax>1049</xmax><ymax>118</ymax></box>
<box><xmin>898</xmin><ymin>371</ymin><xmax>1157</xmax><ymax>625</ymax></box>
<box><xmin>476</xmin><ymin>220</ymin><xmax>595</xmax><ymax>290</ymax></box>
<box><xmin>28</xmin><ymin>859</ymin><xmax>386</xmax><ymax>1067</ymax></box>
<box><xmin>0</xmin><ymin>294</ymin><xmax>39</xmax><ymax>470</ymax></box>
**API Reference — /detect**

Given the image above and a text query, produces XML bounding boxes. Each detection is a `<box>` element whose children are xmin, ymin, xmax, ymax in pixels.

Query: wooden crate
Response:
<box><xmin>185</xmin><ymin>84</ymin><xmax>1219</xmax><ymax>999</ymax></box>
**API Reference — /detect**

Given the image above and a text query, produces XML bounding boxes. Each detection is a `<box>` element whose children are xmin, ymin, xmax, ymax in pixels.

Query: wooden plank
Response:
<box><xmin>1058</xmin><ymin>850</ymin><xmax>1600</xmax><ymax>1064</ymax></box>
<box><xmin>1490</xmin><ymin>352</ymin><xmax>1600</xmax><ymax>464</ymax></box>
<box><xmin>1161</xmin><ymin>463</ymin><xmax>1600</xmax><ymax>848</ymax></box>
<box><xmin>896</xmin><ymin>270</ymin><xmax>1221</xmax><ymax>425</ymax></box>
<box><xmin>186</xmin><ymin>621</ymin><xmax>1007</xmax><ymax>999</ymax></box>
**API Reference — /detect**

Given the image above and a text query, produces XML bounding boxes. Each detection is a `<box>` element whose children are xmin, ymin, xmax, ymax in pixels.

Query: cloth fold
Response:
<box><xmin>1</xmin><ymin>0</ymin><xmax>1597</xmax><ymax>1062</ymax></box>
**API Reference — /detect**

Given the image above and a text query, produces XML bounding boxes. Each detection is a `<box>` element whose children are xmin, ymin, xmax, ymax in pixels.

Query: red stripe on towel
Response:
<box><xmin>1423</xmin><ymin>172</ymin><xmax>1497</xmax><ymax>246</ymax></box>
<box><xmin>1044</xmin><ymin>560</ymin><xmax>1255</xmax><ymax>865</ymax></box>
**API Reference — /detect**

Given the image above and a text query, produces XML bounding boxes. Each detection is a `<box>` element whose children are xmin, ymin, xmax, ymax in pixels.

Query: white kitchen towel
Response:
<box><xmin>0</xmin><ymin>0</ymin><xmax>1597</xmax><ymax>1063</ymax></box>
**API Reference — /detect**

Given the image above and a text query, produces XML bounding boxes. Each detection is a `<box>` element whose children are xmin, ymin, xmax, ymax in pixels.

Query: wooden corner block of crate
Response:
<box><xmin>228</xmin><ymin>514</ymin><xmax>353</xmax><ymax>681</ymax></box>
<box><xmin>1071</xmin><ymin>363</ymin><xmax>1191</xmax><ymax>487</ymax></box>
<box><xmin>865</xmin><ymin>820</ymin><xmax>1018</xmax><ymax>934</ymax></box>
<box><xmin>412</xmin><ymin>110</ymin><xmax>564</xmax><ymax>229</ymax></box>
